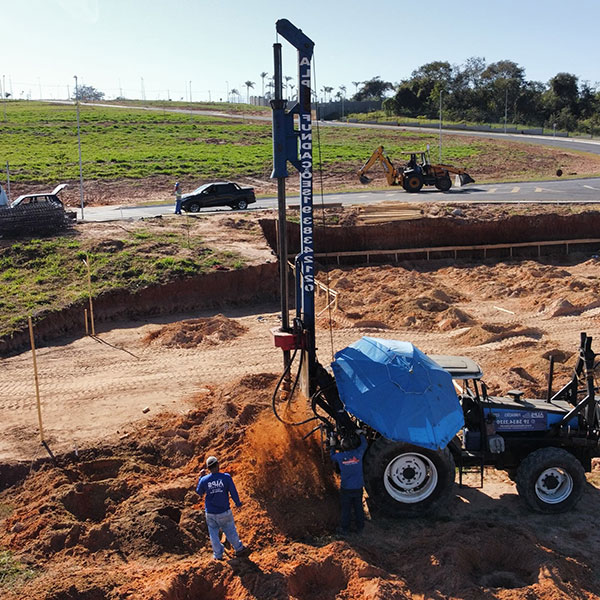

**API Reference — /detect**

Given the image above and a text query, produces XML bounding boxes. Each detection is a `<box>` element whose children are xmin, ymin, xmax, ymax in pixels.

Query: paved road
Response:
<box><xmin>82</xmin><ymin>177</ymin><xmax>600</xmax><ymax>222</ymax></box>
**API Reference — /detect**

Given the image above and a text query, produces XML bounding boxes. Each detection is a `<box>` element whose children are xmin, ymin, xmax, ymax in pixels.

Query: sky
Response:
<box><xmin>3</xmin><ymin>0</ymin><xmax>600</xmax><ymax>102</ymax></box>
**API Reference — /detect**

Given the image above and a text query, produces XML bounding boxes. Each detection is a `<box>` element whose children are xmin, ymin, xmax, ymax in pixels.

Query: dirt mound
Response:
<box><xmin>456</xmin><ymin>323</ymin><xmax>543</xmax><ymax>346</ymax></box>
<box><xmin>3</xmin><ymin>373</ymin><xmax>600</xmax><ymax>599</ymax></box>
<box><xmin>143</xmin><ymin>314</ymin><xmax>248</xmax><ymax>348</ymax></box>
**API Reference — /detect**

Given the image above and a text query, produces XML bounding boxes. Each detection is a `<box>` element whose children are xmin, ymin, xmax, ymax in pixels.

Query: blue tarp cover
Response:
<box><xmin>331</xmin><ymin>337</ymin><xmax>464</xmax><ymax>450</ymax></box>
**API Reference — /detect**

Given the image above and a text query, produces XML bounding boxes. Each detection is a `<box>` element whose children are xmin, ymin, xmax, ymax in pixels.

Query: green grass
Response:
<box><xmin>0</xmin><ymin>101</ymin><xmax>484</xmax><ymax>184</ymax></box>
<box><xmin>0</xmin><ymin>226</ymin><xmax>246</xmax><ymax>338</ymax></box>
<box><xmin>0</xmin><ymin>550</ymin><xmax>36</xmax><ymax>590</ymax></box>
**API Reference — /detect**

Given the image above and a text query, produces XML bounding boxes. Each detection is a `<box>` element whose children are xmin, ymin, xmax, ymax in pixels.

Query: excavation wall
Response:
<box><xmin>259</xmin><ymin>213</ymin><xmax>600</xmax><ymax>256</ymax></box>
<box><xmin>0</xmin><ymin>263</ymin><xmax>279</xmax><ymax>357</ymax></box>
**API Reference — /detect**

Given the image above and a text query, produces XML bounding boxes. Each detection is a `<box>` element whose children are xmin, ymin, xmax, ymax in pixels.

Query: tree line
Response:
<box><xmin>353</xmin><ymin>58</ymin><xmax>599</xmax><ymax>134</ymax></box>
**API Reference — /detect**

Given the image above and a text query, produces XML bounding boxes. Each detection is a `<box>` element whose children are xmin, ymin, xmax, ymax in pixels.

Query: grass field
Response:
<box><xmin>0</xmin><ymin>222</ymin><xmax>245</xmax><ymax>338</ymax></box>
<box><xmin>0</xmin><ymin>101</ymin><xmax>484</xmax><ymax>184</ymax></box>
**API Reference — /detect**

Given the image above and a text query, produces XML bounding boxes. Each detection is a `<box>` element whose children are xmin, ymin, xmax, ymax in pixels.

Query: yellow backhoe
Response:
<box><xmin>358</xmin><ymin>146</ymin><xmax>475</xmax><ymax>192</ymax></box>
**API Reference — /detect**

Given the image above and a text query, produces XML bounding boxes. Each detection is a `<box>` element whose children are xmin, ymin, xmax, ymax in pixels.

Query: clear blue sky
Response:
<box><xmin>3</xmin><ymin>0</ymin><xmax>599</xmax><ymax>102</ymax></box>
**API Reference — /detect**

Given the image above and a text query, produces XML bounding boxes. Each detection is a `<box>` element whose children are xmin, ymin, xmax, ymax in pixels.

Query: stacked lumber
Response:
<box><xmin>356</xmin><ymin>201</ymin><xmax>423</xmax><ymax>225</ymax></box>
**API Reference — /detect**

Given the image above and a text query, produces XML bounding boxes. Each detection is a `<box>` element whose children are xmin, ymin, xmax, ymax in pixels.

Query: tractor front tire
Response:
<box><xmin>435</xmin><ymin>176</ymin><xmax>452</xmax><ymax>191</ymax></box>
<box><xmin>403</xmin><ymin>173</ymin><xmax>424</xmax><ymax>193</ymax></box>
<box><xmin>363</xmin><ymin>438</ymin><xmax>455</xmax><ymax>517</ymax></box>
<box><xmin>515</xmin><ymin>447</ymin><xmax>585</xmax><ymax>513</ymax></box>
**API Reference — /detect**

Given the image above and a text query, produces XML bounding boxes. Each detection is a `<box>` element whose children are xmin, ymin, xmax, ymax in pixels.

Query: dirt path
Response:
<box><xmin>2</xmin><ymin>254</ymin><xmax>599</xmax><ymax>462</ymax></box>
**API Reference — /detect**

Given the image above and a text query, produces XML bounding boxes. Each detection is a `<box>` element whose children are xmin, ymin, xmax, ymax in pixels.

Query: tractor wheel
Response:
<box><xmin>435</xmin><ymin>176</ymin><xmax>452</xmax><ymax>192</ymax></box>
<box><xmin>188</xmin><ymin>202</ymin><xmax>201</xmax><ymax>213</ymax></box>
<box><xmin>403</xmin><ymin>173</ymin><xmax>424</xmax><ymax>193</ymax></box>
<box><xmin>235</xmin><ymin>199</ymin><xmax>248</xmax><ymax>210</ymax></box>
<box><xmin>363</xmin><ymin>438</ymin><xmax>455</xmax><ymax>517</ymax></box>
<box><xmin>515</xmin><ymin>447</ymin><xmax>585</xmax><ymax>513</ymax></box>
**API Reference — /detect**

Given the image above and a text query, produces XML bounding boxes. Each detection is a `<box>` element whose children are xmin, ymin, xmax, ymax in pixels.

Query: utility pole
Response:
<box><xmin>189</xmin><ymin>80</ymin><xmax>192</xmax><ymax>102</ymax></box>
<box><xmin>74</xmin><ymin>75</ymin><xmax>85</xmax><ymax>220</ymax></box>
<box><xmin>38</xmin><ymin>77</ymin><xmax>42</xmax><ymax>100</ymax></box>
<box><xmin>439</xmin><ymin>89</ymin><xmax>443</xmax><ymax>163</ymax></box>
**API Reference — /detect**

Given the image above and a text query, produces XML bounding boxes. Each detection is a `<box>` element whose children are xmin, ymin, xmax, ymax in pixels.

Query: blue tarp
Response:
<box><xmin>331</xmin><ymin>337</ymin><xmax>464</xmax><ymax>450</ymax></box>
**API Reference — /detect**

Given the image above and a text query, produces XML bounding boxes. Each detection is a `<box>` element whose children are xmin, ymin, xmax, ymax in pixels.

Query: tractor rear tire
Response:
<box><xmin>363</xmin><ymin>438</ymin><xmax>455</xmax><ymax>517</ymax></box>
<box><xmin>403</xmin><ymin>173</ymin><xmax>424</xmax><ymax>193</ymax></box>
<box><xmin>435</xmin><ymin>176</ymin><xmax>452</xmax><ymax>192</ymax></box>
<box><xmin>515</xmin><ymin>447</ymin><xmax>585</xmax><ymax>513</ymax></box>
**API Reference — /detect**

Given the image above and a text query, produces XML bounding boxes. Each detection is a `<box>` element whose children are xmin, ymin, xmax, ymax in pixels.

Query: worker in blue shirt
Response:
<box><xmin>196</xmin><ymin>455</ymin><xmax>247</xmax><ymax>560</ymax></box>
<box><xmin>330</xmin><ymin>432</ymin><xmax>368</xmax><ymax>534</ymax></box>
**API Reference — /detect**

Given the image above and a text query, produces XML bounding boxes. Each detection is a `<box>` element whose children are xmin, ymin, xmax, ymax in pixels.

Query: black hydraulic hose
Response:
<box><xmin>271</xmin><ymin>346</ymin><xmax>318</xmax><ymax>427</ymax></box>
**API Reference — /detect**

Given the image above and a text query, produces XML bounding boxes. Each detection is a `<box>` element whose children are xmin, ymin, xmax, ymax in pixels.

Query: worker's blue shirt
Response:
<box><xmin>331</xmin><ymin>434</ymin><xmax>367</xmax><ymax>490</ymax></box>
<box><xmin>196</xmin><ymin>471</ymin><xmax>241</xmax><ymax>514</ymax></box>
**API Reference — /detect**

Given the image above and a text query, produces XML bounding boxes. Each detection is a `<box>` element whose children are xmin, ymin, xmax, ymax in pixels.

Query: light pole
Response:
<box><xmin>189</xmin><ymin>80</ymin><xmax>192</xmax><ymax>103</ymax></box>
<box><xmin>74</xmin><ymin>75</ymin><xmax>85</xmax><ymax>220</ymax></box>
<box><xmin>2</xmin><ymin>74</ymin><xmax>6</xmax><ymax>122</ymax></box>
<box><xmin>438</xmin><ymin>89</ymin><xmax>443</xmax><ymax>163</ymax></box>
<box><xmin>226</xmin><ymin>81</ymin><xmax>229</xmax><ymax>102</ymax></box>
<box><xmin>553</xmin><ymin>122</ymin><xmax>557</xmax><ymax>137</ymax></box>
<box><xmin>504</xmin><ymin>87</ymin><xmax>508</xmax><ymax>133</ymax></box>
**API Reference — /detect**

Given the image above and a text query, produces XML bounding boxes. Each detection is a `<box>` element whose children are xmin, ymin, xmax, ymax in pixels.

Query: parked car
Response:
<box><xmin>180</xmin><ymin>182</ymin><xmax>256</xmax><ymax>213</ymax></box>
<box><xmin>9</xmin><ymin>184</ymin><xmax>68</xmax><ymax>209</ymax></box>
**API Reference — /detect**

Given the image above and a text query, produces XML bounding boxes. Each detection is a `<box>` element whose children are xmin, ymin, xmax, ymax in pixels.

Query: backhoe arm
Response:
<box><xmin>358</xmin><ymin>146</ymin><xmax>399</xmax><ymax>185</ymax></box>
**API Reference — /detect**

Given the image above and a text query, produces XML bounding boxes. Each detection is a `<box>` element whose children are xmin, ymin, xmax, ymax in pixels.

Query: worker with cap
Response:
<box><xmin>330</xmin><ymin>431</ymin><xmax>367</xmax><ymax>535</ymax></box>
<box><xmin>174</xmin><ymin>181</ymin><xmax>182</xmax><ymax>215</ymax></box>
<box><xmin>195</xmin><ymin>455</ymin><xmax>247</xmax><ymax>560</ymax></box>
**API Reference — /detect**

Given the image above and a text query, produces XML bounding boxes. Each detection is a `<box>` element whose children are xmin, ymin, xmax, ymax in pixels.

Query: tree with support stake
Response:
<box><xmin>83</xmin><ymin>255</ymin><xmax>96</xmax><ymax>336</ymax></box>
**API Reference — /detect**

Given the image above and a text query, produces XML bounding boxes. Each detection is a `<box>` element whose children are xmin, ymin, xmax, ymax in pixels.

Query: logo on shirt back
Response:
<box><xmin>342</xmin><ymin>456</ymin><xmax>360</xmax><ymax>465</ymax></box>
<box><xmin>208</xmin><ymin>479</ymin><xmax>224</xmax><ymax>491</ymax></box>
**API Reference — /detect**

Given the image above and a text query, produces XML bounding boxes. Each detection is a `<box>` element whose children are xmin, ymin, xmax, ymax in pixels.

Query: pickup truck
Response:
<box><xmin>180</xmin><ymin>181</ymin><xmax>256</xmax><ymax>212</ymax></box>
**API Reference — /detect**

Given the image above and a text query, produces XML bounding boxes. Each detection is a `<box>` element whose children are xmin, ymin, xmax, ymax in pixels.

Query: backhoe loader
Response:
<box><xmin>357</xmin><ymin>146</ymin><xmax>475</xmax><ymax>192</ymax></box>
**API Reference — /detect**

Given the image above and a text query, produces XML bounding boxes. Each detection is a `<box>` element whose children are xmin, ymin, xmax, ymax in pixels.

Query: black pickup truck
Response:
<box><xmin>180</xmin><ymin>181</ymin><xmax>256</xmax><ymax>212</ymax></box>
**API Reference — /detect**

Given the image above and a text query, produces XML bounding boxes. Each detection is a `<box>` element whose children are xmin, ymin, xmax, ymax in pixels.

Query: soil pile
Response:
<box><xmin>2</xmin><ymin>373</ymin><xmax>600</xmax><ymax>599</ymax></box>
<box><xmin>143</xmin><ymin>315</ymin><xmax>248</xmax><ymax>348</ymax></box>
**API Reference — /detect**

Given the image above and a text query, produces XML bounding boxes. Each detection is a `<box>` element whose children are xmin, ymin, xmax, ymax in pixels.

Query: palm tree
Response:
<box><xmin>284</xmin><ymin>76</ymin><xmax>292</xmax><ymax>98</ymax></box>
<box><xmin>352</xmin><ymin>81</ymin><xmax>361</xmax><ymax>97</ymax></box>
<box><xmin>260</xmin><ymin>72</ymin><xmax>268</xmax><ymax>97</ymax></box>
<box><xmin>288</xmin><ymin>83</ymin><xmax>296</xmax><ymax>101</ymax></box>
<box><xmin>244</xmin><ymin>80</ymin><xmax>255</xmax><ymax>103</ymax></box>
<box><xmin>339</xmin><ymin>85</ymin><xmax>347</xmax><ymax>117</ymax></box>
<box><xmin>322</xmin><ymin>86</ymin><xmax>334</xmax><ymax>103</ymax></box>
<box><xmin>230</xmin><ymin>88</ymin><xmax>240</xmax><ymax>103</ymax></box>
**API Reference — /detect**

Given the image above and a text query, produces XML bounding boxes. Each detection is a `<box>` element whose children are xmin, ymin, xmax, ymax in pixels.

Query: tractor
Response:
<box><xmin>270</xmin><ymin>19</ymin><xmax>599</xmax><ymax>517</ymax></box>
<box><xmin>357</xmin><ymin>145</ymin><xmax>475</xmax><ymax>192</ymax></box>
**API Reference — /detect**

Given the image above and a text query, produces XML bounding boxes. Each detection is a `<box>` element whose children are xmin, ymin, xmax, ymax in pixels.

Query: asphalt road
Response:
<box><xmin>82</xmin><ymin>177</ymin><xmax>600</xmax><ymax>222</ymax></box>
<box><xmin>52</xmin><ymin>101</ymin><xmax>600</xmax><ymax>221</ymax></box>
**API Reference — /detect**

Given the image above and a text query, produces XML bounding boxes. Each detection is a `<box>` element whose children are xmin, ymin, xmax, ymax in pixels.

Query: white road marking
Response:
<box><xmin>487</xmin><ymin>188</ymin><xmax>497</xmax><ymax>193</ymax></box>
<box><xmin>510</xmin><ymin>187</ymin><xmax>520</xmax><ymax>193</ymax></box>
<box><xmin>583</xmin><ymin>185</ymin><xmax>600</xmax><ymax>190</ymax></box>
<box><xmin>535</xmin><ymin>187</ymin><xmax>563</xmax><ymax>193</ymax></box>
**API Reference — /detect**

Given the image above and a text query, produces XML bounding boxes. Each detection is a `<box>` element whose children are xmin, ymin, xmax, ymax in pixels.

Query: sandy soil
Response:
<box><xmin>2</xmin><ymin>209</ymin><xmax>600</xmax><ymax>599</ymax></box>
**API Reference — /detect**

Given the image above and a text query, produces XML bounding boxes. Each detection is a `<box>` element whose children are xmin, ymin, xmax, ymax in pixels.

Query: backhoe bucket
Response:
<box><xmin>359</xmin><ymin>174</ymin><xmax>372</xmax><ymax>184</ymax></box>
<box><xmin>456</xmin><ymin>173</ymin><xmax>475</xmax><ymax>187</ymax></box>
